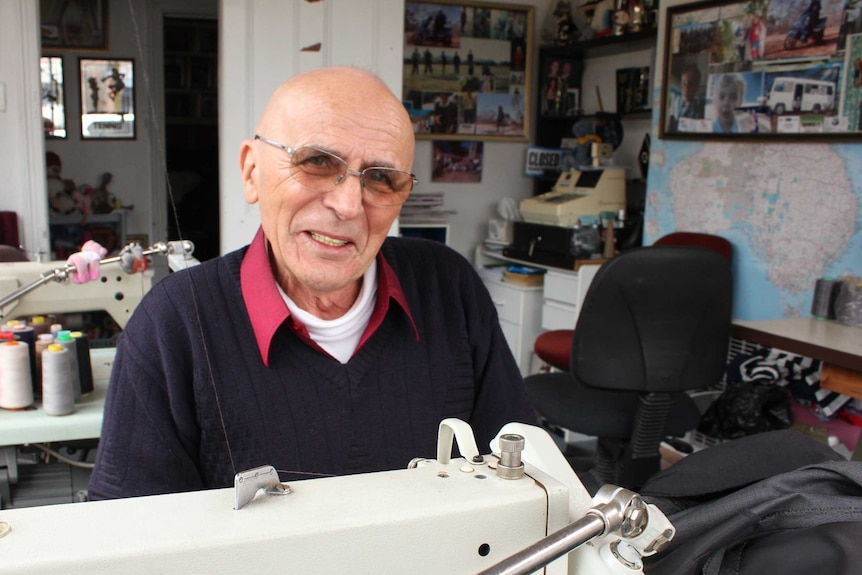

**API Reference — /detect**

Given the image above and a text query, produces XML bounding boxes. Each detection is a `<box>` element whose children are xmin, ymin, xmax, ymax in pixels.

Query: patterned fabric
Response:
<box><xmin>728</xmin><ymin>344</ymin><xmax>852</xmax><ymax>419</ymax></box>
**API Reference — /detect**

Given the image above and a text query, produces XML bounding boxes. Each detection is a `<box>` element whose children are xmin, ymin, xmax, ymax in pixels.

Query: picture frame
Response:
<box><xmin>40</xmin><ymin>0</ymin><xmax>109</xmax><ymax>51</ymax></box>
<box><xmin>40</xmin><ymin>56</ymin><xmax>67</xmax><ymax>139</ymax></box>
<box><xmin>79</xmin><ymin>58</ymin><xmax>135</xmax><ymax>140</ymax></box>
<box><xmin>403</xmin><ymin>0</ymin><xmax>534</xmax><ymax>141</ymax></box>
<box><xmin>540</xmin><ymin>54</ymin><xmax>581</xmax><ymax>117</ymax></box>
<box><xmin>660</xmin><ymin>0</ymin><xmax>862</xmax><ymax>140</ymax></box>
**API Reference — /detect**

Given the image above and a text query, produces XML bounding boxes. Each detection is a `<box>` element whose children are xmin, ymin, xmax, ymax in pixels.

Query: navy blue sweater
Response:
<box><xmin>88</xmin><ymin>237</ymin><xmax>535</xmax><ymax>499</ymax></box>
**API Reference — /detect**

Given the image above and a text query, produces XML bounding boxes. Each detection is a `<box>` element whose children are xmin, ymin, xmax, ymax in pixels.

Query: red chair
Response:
<box><xmin>653</xmin><ymin>231</ymin><xmax>732</xmax><ymax>261</ymax></box>
<box><xmin>534</xmin><ymin>232</ymin><xmax>732</xmax><ymax>372</ymax></box>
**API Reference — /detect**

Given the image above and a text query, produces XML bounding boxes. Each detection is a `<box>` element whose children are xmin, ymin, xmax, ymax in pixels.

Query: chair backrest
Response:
<box><xmin>570</xmin><ymin>245</ymin><xmax>733</xmax><ymax>394</ymax></box>
<box><xmin>654</xmin><ymin>231</ymin><xmax>733</xmax><ymax>261</ymax></box>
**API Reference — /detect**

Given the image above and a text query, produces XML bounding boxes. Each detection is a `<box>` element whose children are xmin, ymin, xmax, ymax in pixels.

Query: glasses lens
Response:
<box><xmin>291</xmin><ymin>147</ymin><xmax>346</xmax><ymax>183</ymax></box>
<box><xmin>363</xmin><ymin>169</ymin><xmax>414</xmax><ymax>205</ymax></box>
<box><xmin>285</xmin><ymin>145</ymin><xmax>414</xmax><ymax>205</ymax></box>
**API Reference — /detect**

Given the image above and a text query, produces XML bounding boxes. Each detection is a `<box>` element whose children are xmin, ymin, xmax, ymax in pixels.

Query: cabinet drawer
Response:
<box><xmin>498</xmin><ymin>319</ymin><xmax>519</xmax><ymax>358</ymax></box>
<box><xmin>544</xmin><ymin>271</ymin><xmax>580</xmax><ymax>306</ymax></box>
<box><xmin>485</xmin><ymin>280</ymin><xmax>536</xmax><ymax>325</ymax></box>
<box><xmin>542</xmin><ymin>300</ymin><xmax>578</xmax><ymax>331</ymax></box>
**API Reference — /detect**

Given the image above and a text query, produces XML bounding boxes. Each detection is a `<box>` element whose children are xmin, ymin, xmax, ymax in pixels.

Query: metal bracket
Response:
<box><xmin>233</xmin><ymin>465</ymin><xmax>290</xmax><ymax>510</ymax></box>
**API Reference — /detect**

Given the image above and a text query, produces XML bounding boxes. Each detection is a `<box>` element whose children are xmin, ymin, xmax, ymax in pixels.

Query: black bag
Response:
<box><xmin>641</xmin><ymin>430</ymin><xmax>862</xmax><ymax>575</ymax></box>
<box><xmin>697</xmin><ymin>381</ymin><xmax>792</xmax><ymax>440</ymax></box>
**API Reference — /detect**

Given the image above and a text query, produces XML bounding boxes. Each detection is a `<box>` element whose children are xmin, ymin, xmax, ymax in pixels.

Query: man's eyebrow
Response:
<box><xmin>315</xmin><ymin>146</ymin><xmax>398</xmax><ymax>169</ymax></box>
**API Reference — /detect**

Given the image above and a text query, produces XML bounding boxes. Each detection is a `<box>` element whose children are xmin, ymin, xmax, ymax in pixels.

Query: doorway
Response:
<box><xmin>163</xmin><ymin>16</ymin><xmax>219</xmax><ymax>262</ymax></box>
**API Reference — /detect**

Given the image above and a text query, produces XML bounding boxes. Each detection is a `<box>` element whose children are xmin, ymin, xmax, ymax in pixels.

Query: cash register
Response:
<box><xmin>519</xmin><ymin>167</ymin><xmax>626</xmax><ymax>227</ymax></box>
<box><xmin>503</xmin><ymin>168</ymin><xmax>626</xmax><ymax>269</ymax></box>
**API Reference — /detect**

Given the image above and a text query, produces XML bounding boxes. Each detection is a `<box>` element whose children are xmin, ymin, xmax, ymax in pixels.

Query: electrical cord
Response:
<box><xmin>32</xmin><ymin>443</ymin><xmax>95</xmax><ymax>469</ymax></box>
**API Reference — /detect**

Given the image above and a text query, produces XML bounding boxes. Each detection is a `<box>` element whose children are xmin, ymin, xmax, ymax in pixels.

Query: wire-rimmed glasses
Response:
<box><xmin>254</xmin><ymin>135</ymin><xmax>417</xmax><ymax>207</ymax></box>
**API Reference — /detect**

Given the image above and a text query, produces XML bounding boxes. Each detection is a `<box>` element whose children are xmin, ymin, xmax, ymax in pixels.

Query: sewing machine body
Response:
<box><xmin>0</xmin><ymin>260</ymin><xmax>152</xmax><ymax>329</ymax></box>
<box><xmin>3</xmin><ymin>453</ymin><xmax>570</xmax><ymax>574</ymax></box>
<box><xmin>0</xmin><ymin>421</ymin><xmax>674</xmax><ymax>574</ymax></box>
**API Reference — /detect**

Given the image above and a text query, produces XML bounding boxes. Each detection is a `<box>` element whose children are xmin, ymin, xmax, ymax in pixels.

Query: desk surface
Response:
<box><xmin>0</xmin><ymin>348</ymin><xmax>115</xmax><ymax>447</ymax></box>
<box><xmin>732</xmin><ymin>318</ymin><xmax>862</xmax><ymax>372</ymax></box>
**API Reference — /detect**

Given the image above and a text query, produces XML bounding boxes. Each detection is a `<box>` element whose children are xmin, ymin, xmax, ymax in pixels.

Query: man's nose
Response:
<box><xmin>322</xmin><ymin>169</ymin><xmax>364</xmax><ymax>219</ymax></box>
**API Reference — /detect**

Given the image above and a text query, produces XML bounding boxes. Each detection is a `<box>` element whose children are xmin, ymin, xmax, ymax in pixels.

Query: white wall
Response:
<box><xmin>0</xmin><ymin>0</ymin><xmax>47</xmax><ymax>257</ymax></box>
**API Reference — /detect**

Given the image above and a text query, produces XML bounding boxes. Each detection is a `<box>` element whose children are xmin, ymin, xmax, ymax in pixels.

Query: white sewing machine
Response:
<box><xmin>0</xmin><ymin>261</ymin><xmax>151</xmax><ymax>330</ymax></box>
<box><xmin>0</xmin><ymin>241</ymin><xmax>197</xmax><ymax>508</ymax></box>
<box><xmin>0</xmin><ymin>241</ymin><xmax>196</xmax><ymax>329</ymax></box>
<box><xmin>520</xmin><ymin>168</ymin><xmax>626</xmax><ymax>227</ymax></box>
<box><xmin>0</xmin><ymin>420</ymin><xmax>674</xmax><ymax>574</ymax></box>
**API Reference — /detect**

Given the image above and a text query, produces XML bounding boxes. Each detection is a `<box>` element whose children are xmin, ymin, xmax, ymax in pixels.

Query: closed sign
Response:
<box><xmin>525</xmin><ymin>147</ymin><xmax>561</xmax><ymax>177</ymax></box>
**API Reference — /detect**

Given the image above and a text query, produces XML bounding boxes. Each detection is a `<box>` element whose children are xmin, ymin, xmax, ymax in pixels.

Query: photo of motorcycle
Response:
<box><xmin>785</xmin><ymin>13</ymin><xmax>827</xmax><ymax>49</ymax></box>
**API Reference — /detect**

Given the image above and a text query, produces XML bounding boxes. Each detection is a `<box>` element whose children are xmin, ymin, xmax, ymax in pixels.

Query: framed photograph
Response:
<box><xmin>40</xmin><ymin>56</ymin><xmax>66</xmax><ymax>139</ymax></box>
<box><xmin>540</xmin><ymin>54</ymin><xmax>581</xmax><ymax>117</ymax></box>
<box><xmin>660</xmin><ymin>0</ymin><xmax>861</xmax><ymax>140</ymax></box>
<box><xmin>403</xmin><ymin>0</ymin><xmax>534</xmax><ymax>141</ymax></box>
<box><xmin>616</xmin><ymin>67</ymin><xmax>651</xmax><ymax>115</ymax></box>
<box><xmin>79</xmin><ymin>58</ymin><xmax>135</xmax><ymax>140</ymax></box>
<box><xmin>40</xmin><ymin>0</ymin><xmax>109</xmax><ymax>51</ymax></box>
<box><xmin>431</xmin><ymin>140</ymin><xmax>484</xmax><ymax>182</ymax></box>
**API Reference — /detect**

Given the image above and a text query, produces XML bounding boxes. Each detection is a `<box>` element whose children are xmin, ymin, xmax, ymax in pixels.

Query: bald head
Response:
<box><xmin>256</xmin><ymin>67</ymin><xmax>414</xmax><ymax>160</ymax></box>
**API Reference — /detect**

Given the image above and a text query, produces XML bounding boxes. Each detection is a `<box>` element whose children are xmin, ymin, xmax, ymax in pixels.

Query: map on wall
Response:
<box><xmin>645</xmin><ymin>138</ymin><xmax>862</xmax><ymax>320</ymax></box>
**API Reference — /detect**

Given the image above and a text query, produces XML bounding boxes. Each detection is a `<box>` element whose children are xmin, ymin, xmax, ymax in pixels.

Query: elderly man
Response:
<box><xmin>87</xmin><ymin>67</ymin><xmax>535</xmax><ymax>499</ymax></box>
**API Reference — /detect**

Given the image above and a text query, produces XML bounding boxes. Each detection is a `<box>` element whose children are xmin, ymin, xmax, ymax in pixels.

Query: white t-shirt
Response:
<box><xmin>280</xmin><ymin>260</ymin><xmax>378</xmax><ymax>364</ymax></box>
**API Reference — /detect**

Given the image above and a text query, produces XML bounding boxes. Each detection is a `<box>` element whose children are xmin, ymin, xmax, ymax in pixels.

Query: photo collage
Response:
<box><xmin>403</xmin><ymin>2</ymin><xmax>529</xmax><ymax>138</ymax></box>
<box><xmin>663</xmin><ymin>0</ymin><xmax>862</xmax><ymax>136</ymax></box>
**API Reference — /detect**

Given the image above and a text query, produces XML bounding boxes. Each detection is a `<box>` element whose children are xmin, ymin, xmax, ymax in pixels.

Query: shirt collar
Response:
<box><xmin>240</xmin><ymin>228</ymin><xmax>417</xmax><ymax>366</ymax></box>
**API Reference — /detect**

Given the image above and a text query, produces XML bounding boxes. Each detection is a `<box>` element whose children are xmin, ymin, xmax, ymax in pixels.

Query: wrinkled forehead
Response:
<box><xmin>264</xmin><ymin>73</ymin><xmax>414</xmax><ymax>166</ymax></box>
<box><xmin>297</xmin><ymin>101</ymin><xmax>413</xmax><ymax>168</ymax></box>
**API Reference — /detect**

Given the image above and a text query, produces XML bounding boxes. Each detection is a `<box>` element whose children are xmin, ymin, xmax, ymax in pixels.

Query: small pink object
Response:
<box><xmin>66</xmin><ymin>240</ymin><xmax>107</xmax><ymax>284</ymax></box>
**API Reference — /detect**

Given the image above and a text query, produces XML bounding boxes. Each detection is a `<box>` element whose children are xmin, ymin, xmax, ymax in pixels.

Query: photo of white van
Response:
<box><xmin>765</xmin><ymin>77</ymin><xmax>836</xmax><ymax>115</ymax></box>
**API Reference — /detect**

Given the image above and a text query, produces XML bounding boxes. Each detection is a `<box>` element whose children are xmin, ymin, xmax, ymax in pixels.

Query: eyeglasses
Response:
<box><xmin>254</xmin><ymin>135</ymin><xmax>417</xmax><ymax>207</ymax></box>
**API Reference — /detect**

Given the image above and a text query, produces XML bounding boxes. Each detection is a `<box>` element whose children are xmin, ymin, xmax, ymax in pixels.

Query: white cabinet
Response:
<box><xmin>541</xmin><ymin>266</ymin><xmax>600</xmax><ymax>331</ymax></box>
<box><xmin>480</xmin><ymin>271</ymin><xmax>543</xmax><ymax>377</ymax></box>
<box><xmin>475</xmin><ymin>250</ymin><xmax>603</xmax><ymax>375</ymax></box>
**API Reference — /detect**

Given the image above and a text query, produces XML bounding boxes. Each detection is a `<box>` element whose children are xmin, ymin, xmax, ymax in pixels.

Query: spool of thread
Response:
<box><xmin>11</xmin><ymin>324</ymin><xmax>36</xmax><ymax>396</ymax></box>
<box><xmin>0</xmin><ymin>330</ymin><xmax>16</xmax><ymax>342</ymax></box>
<box><xmin>811</xmin><ymin>277</ymin><xmax>839</xmax><ymax>319</ymax></box>
<box><xmin>41</xmin><ymin>344</ymin><xmax>74</xmax><ymax>416</ymax></box>
<box><xmin>50</xmin><ymin>323</ymin><xmax>64</xmax><ymax>339</ymax></box>
<box><xmin>54</xmin><ymin>330</ymin><xmax>81</xmax><ymax>400</ymax></box>
<box><xmin>34</xmin><ymin>333</ymin><xmax>55</xmax><ymax>397</ymax></box>
<box><xmin>29</xmin><ymin>316</ymin><xmax>50</xmax><ymax>338</ymax></box>
<box><xmin>70</xmin><ymin>331</ymin><xmax>94</xmax><ymax>396</ymax></box>
<box><xmin>0</xmin><ymin>340</ymin><xmax>34</xmax><ymax>410</ymax></box>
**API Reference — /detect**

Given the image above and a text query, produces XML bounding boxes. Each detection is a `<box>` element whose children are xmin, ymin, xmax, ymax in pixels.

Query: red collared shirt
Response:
<box><xmin>240</xmin><ymin>228</ymin><xmax>417</xmax><ymax>366</ymax></box>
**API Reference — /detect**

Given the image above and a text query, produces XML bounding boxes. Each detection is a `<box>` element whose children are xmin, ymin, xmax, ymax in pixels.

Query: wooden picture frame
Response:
<box><xmin>40</xmin><ymin>0</ymin><xmax>109</xmax><ymax>51</ymax></box>
<box><xmin>403</xmin><ymin>0</ymin><xmax>533</xmax><ymax>141</ymax></box>
<box><xmin>79</xmin><ymin>58</ymin><xmax>135</xmax><ymax>140</ymax></box>
<box><xmin>660</xmin><ymin>0</ymin><xmax>862</xmax><ymax>141</ymax></box>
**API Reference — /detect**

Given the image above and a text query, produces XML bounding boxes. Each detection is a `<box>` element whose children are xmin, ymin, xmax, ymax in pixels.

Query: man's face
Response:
<box><xmin>243</xmin><ymin>76</ymin><xmax>414</xmax><ymax>303</ymax></box>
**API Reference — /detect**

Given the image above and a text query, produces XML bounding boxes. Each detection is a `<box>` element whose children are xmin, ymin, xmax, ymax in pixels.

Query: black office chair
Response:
<box><xmin>525</xmin><ymin>245</ymin><xmax>733</xmax><ymax>490</ymax></box>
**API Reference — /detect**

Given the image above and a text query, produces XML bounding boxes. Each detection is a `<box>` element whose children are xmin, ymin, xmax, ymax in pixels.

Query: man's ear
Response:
<box><xmin>239</xmin><ymin>139</ymin><xmax>259</xmax><ymax>204</ymax></box>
